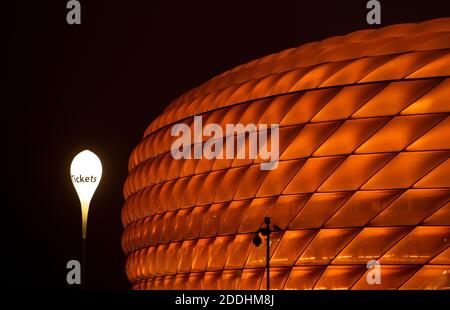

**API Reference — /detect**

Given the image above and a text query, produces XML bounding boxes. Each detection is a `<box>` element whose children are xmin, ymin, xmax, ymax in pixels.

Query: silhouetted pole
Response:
<box><xmin>82</xmin><ymin>238</ymin><xmax>86</xmax><ymax>289</ymax></box>
<box><xmin>253</xmin><ymin>217</ymin><xmax>281</xmax><ymax>290</ymax></box>
<box><xmin>264</xmin><ymin>217</ymin><xmax>270</xmax><ymax>290</ymax></box>
<box><xmin>266</xmin><ymin>217</ymin><xmax>270</xmax><ymax>290</ymax></box>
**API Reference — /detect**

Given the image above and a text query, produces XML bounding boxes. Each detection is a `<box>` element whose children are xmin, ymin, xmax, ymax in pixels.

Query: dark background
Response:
<box><xmin>6</xmin><ymin>0</ymin><xmax>449</xmax><ymax>289</ymax></box>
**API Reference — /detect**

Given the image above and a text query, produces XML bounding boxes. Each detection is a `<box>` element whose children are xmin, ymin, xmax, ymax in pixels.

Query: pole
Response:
<box><xmin>82</xmin><ymin>238</ymin><xmax>86</xmax><ymax>289</ymax></box>
<box><xmin>266</xmin><ymin>229</ymin><xmax>270</xmax><ymax>290</ymax></box>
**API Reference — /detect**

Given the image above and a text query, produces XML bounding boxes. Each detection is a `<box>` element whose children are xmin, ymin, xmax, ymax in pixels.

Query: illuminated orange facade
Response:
<box><xmin>122</xmin><ymin>18</ymin><xmax>450</xmax><ymax>290</ymax></box>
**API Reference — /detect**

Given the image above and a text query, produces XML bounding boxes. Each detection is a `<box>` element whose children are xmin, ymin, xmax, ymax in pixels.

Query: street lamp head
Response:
<box><xmin>252</xmin><ymin>234</ymin><xmax>262</xmax><ymax>247</ymax></box>
<box><xmin>260</xmin><ymin>227</ymin><xmax>270</xmax><ymax>236</ymax></box>
<box><xmin>70</xmin><ymin>150</ymin><xmax>102</xmax><ymax>239</ymax></box>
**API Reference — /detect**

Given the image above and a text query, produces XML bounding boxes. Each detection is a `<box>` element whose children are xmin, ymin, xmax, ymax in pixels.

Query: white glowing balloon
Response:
<box><xmin>70</xmin><ymin>150</ymin><xmax>102</xmax><ymax>239</ymax></box>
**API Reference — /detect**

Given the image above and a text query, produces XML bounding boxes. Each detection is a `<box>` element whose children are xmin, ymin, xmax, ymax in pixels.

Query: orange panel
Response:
<box><xmin>430</xmin><ymin>247</ymin><xmax>450</xmax><ymax>264</ymax></box>
<box><xmin>221</xmin><ymin>270</ymin><xmax>242</xmax><ymax>290</ymax></box>
<box><xmin>352</xmin><ymin>265</ymin><xmax>421</xmax><ymax>290</ymax></box>
<box><xmin>325</xmin><ymin>190</ymin><xmax>403</xmax><ymax>228</ymax></box>
<box><xmin>218</xmin><ymin>200</ymin><xmax>251</xmax><ymax>235</ymax></box>
<box><xmin>207</xmin><ymin>236</ymin><xmax>234</xmax><ymax>270</ymax></box>
<box><xmin>311</xmin><ymin>83</ymin><xmax>386</xmax><ymax>122</ymax></box>
<box><xmin>423</xmin><ymin>202</ymin><xmax>450</xmax><ymax>225</ymax></box>
<box><xmin>224</xmin><ymin>234</ymin><xmax>253</xmax><ymax>269</ymax></box>
<box><xmin>168</xmin><ymin>178</ymin><xmax>189</xmax><ymax>211</ymax></box>
<box><xmin>380</xmin><ymin>226</ymin><xmax>450</xmax><ymax>264</ymax></box>
<box><xmin>200</xmin><ymin>204</ymin><xmax>227</xmax><ymax>238</ymax></box>
<box><xmin>153</xmin><ymin>277</ymin><xmax>163</xmax><ymax>290</ymax></box>
<box><xmin>401</xmin><ymin>79</ymin><xmax>450</xmax><ymax>114</ymax></box>
<box><xmin>313</xmin><ymin>266</ymin><xmax>366</xmax><ymax>290</ymax></box>
<box><xmin>195</xmin><ymin>156</ymin><xmax>215</xmax><ymax>175</ymax></box>
<box><xmin>178</xmin><ymin>240</ymin><xmax>197</xmax><ymax>273</ymax></box>
<box><xmin>163</xmin><ymin>275</ymin><xmax>176</xmax><ymax>290</ymax></box>
<box><xmin>289</xmin><ymin>192</ymin><xmax>352</xmax><ymax>229</ymax></box>
<box><xmin>166</xmin><ymin>242</ymin><xmax>182</xmax><ymax>274</ymax></box>
<box><xmin>235</xmin><ymin>98</ymin><xmax>270</xmax><ymax>125</ymax></box>
<box><xmin>319</xmin><ymin>154</ymin><xmax>395</xmax><ymax>192</ymax></box>
<box><xmin>136</xmin><ymin>188</ymin><xmax>150</xmax><ymax>221</ymax></box>
<box><xmin>196</xmin><ymin>171</ymin><xmax>226</xmax><ymax>206</ymax></box>
<box><xmin>154</xmin><ymin>154</ymin><xmax>171</xmax><ymax>184</ymax></box>
<box><xmin>359</xmin><ymin>50</ymin><xmax>444</xmax><ymax>83</ymax></box>
<box><xmin>320</xmin><ymin>56</ymin><xmax>391</xmax><ymax>87</ymax></box>
<box><xmin>334</xmin><ymin>227</ymin><xmax>411</xmax><ymax>264</ymax></box>
<box><xmin>270</xmin><ymin>67</ymin><xmax>310</xmax><ymax>95</ymax></box>
<box><xmin>250</xmin><ymin>74</ymin><xmax>286</xmax><ymax>100</ymax></box>
<box><xmin>160</xmin><ymin>212</ymin><xmax>176</xmax><ymax>243</ymax></box>
<box><xmin>139</xmin><ymin>217</ymin><xmax>153</xmax><ymax>249</ymax></box>
<box><xmin>407</xmin><ymin>116</ymin><xmax>450</xmax><ymax>151</ymax></box>
<box><xmin>369</xmin><ymin>189</ymin><xmax>450</xmax><ymax>226</ymax></box>
<box><xmin>185</xmin><ymin>207</ymin><xmax>208</xmax><ymax>239</ymax></box>
<box><xmin>233</xmin><ymin>165</ymin><xmax>269</xmax><ymax>200</ymax></box>
<box><xmin>281</xmin><ymin>122</ymin><xmax>341</xmax><ymax>159</ymax></box>
<box><xmin>157</xmin><ymin>181</ymin><xmax>175</xmax><ymax>212</ymax></box>
<box><xmin>166</xmin><ymin>156</ymin><xmax>186</xmax><ymax>181</ymax></box>
<box><xmin>238</xmin><ymin>269</ymin><xmax>264</xmax><ymax>290</ymax></box>
<box><xmin>400</xmin><ymin>265</ymin><xmax>450</xmax><ymax>290</ymax></box>
<box><xmin>314</xmin><ymin>118</ymin><xmax>389</xmax><ymax>156</ymax></box>
<box><xmin>172</xmin><ymin>209</ymin><xmax>192</xmax><ymax>241</ymax></box>
<box><xmin>256</xmin><ymin>160</ymin><xmax>304</xmax><ymax>197</ymax></box>
<box><xmin>187</xmin><ymin>273</ymin><xmax>204</xmax><ymax>290</ymax></box>
<box><xmin>214</xmin><ymin>167</ymin><xmax>248</xmax><ymax>203</ymax></box>
<box><xmin>203</xmin><ymin>271</ymin><xmax>221</xmax><ymax>290</ymax></box>
<box><xmin>181</xmin><ymin>174</ymin><xmax>206</xmax><ymax>208</ymax></box>
<box><xmin>179</xmin><ymin>154</ymin><xmax>199</xmax><ymax>177</ymax></box>
<box><xmin>201</xmin><ymin>106</ymin><xmax>228</xmax><ymax>127</ymax></box>
<box><xmin>289</xmin><ymin>62</ymin><xmax>349</xmax><ymax>92</ymax></box>
<box><xmin>356</xmin><ymin>114</ymin><xmax>445</xmax><ymax>153</ymax></box>
<box><xmin>221</xmin><ymin>101</ymin><xmax>253</xmax><ymax>125</ymax></box>
<box><xmin>271</xmin><ymin>230</ymin><xmax>317</xmax><ymax>266</ymax></box>
<box><xmin>148</xmin><ymin>214</ymin><xmax>164</xmax><ymax>246</ymax></box>
<box><xmin>237</xmin><ymin>197</ymin><xmax>277</xmax><ymax>233</ymax></box>
<box><xmin>284</xmin><ymin>266</ymin><xmax>325</xmax><ymax>290</ymax></box>
<box><xmin>191</xmin><ymin>238</ymin><xmax>214</xmax><ymax>272</ymax></box>
<box><xmin>362</xmin><ymin>151</ymin><xmax>449</xmax><ymax>190</ymax></box>
<box><xmin>407</xmin><ymin>51</ymin><xmax>450</xmax><ymax>78</ymax></box>
<box><xmin>148</xmin><ymin>183</ymin><xmax>164</xmax><ymax>213</ymax></box>
<box><xmin>284</xmin><ymin>156</ymin><xmax>346</xmax><ymax>194</ymax></box>
<box><xmin>258</xmin><ymin>95</ymin><xmax>297</xmax><ymax>124</ymax></box>
<box><xmin>266</xmin><ymin>194</ymin><xmax>311</xmax><ymax>229</ymax></box>
<box><xmin>414</xmin><ymin>158</ymin><xmax>450</xmax><ymax>188</ymax></box>
<box><xmin>297</xmin><ymin>228</ymin><xmax>359</xmax><ymax>265</ymax></box>
<box><xmin>155</xmin><ymin>244</ymin><xmax>169</xmax><ymax>275</ymax></box>
<box><xmin>260</xmin><ymin>267</ymin><xmax>291</xmax><ymax>290</ymax></box>
<box><xmin>352</xmin><ymin>79</ymin><xmax>440</xmax><ymax>118</ymax></box>
<box><xmin>281</xmin><ymin>89</ymin><xmax>340</xmax><ymax>126</ymax></box>
<box><xmin>221</xmin><ymin>80</ymin><xmax>257</xmax><ymax>106</ymax></box>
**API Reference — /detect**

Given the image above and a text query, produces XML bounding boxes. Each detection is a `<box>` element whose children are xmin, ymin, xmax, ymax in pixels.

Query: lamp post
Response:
<box><xmin>252</xmin><ymin>217</ymin><xmax>281</xmax><ymax>290</ymax></box>
<box><xmin>70</xmin><ymin>150</ymin><xmax>102</xmax><ymax>288</ymax></box>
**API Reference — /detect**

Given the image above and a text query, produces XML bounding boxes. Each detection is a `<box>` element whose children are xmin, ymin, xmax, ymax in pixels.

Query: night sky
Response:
<box><xmin>7</xmin><ymin>0</ymin><xmax>449</xmax><ymax>289</ymax></box>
